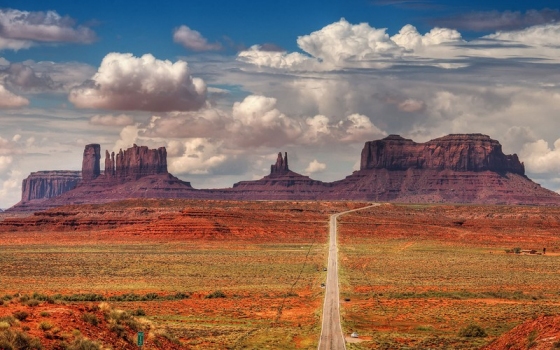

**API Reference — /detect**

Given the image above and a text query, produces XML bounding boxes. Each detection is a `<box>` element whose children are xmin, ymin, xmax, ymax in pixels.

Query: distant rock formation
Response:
<box><xmin>230</xmin><ymin>152</ymin><xmax>329</xmax><ymax>200</ymax></box>
<box><xmin>21</xmin><ymin>171</ymin><xmax>81</xmax><ymax>202</ymax></box>
<box><xmin>103</xmin><ymin>144</ymin><xmax>168</xmax><ymax>182</ymax></box>
<box><xmin>361</xmin><ymin>134</ymin><xmax>525</xmax><ymax>175</ymax></box>
<box><xmin>8</xmin><ymin>134</ymin><xmax>560</xmax><ymax>212</ymax></box>
<box><xmin>82</xmin><ymin>144</ymin><xmax>101</xmax><ymax>182</ymax></box>
<box><xmin>271</xmin><ymin>152</ymin><xmax>289</xmax><ymax>174</ymax></box>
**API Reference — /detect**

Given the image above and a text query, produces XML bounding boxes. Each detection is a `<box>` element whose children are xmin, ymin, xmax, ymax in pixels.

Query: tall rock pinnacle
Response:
<box><xmin>270</xmin><ymin>152</ymin><xmax>289</xmax><ymax>174</ymax></box>
<box><xmin>82</xmin><ymin>144</ymin><xmax>101</xmax><ymax>182</ymax></box>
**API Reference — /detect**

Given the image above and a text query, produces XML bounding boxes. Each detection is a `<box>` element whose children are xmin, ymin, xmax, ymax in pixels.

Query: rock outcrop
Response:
<box><xmin>103</xmin><ymin>144</ymin><xmax>167</xmax><ymax>182</ymax></box>
<box><xmin>230</xmin><ymin>152</ymin><xmax>329</xmax><ymax>200</ymax></box>
<box><xmin>361</xmin><ymin>134</ymin><xmax>525</xmax><ymax>175</ymax></box>
<box><xmin>21</xmin><ymin>171</ymin><xmax>81</xmax><ymax>202</ymax></box>
<box><xmin>8</xmin><ymin>134</ymin><xmax>560</xmax><ymax>211</ymax></box>
<box><xmin>82</xmin><ymin>144</ymin><xmax>101</xmax><ymax>182</ymax></box>
<box><xmin>271</xmin><ymin>152</ymin><xmax>289</xmax><ymax>174</ymax></box>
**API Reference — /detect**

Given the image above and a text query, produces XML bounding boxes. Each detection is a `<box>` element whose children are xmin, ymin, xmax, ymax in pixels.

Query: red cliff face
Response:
<box><xmin>20</xmin><ymin>171</ymin><xmax>81</xmax><ymax>202</ymax></box>
<box><xmin>104</xmin><ymin>144</ymin><xmax>168</xmax><ymax>181</ymax></box>
<box><xmin>361</xmin><ymin>134</ymin><xmax>525</xmax><ymax>175</ymax></box>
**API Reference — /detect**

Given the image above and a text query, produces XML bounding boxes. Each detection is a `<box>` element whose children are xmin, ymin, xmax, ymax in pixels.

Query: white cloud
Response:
<box><xmin>229</xmin><ymin>95</ymin><xmax>303</xmax><ymax>147</ymax></box>
<box><xmin>69</xmin><ymin>53</ymin><xmax>207</xmax><ymax>112</ymax></box>
<box><xmin>297</xmin><ymin>18</ymin><xmax>404</xmax><ymax>67</ymax></box>
<box><xmin>338</xmin><ymin>114</ymin><xmax>387</xmax><ymax>142</ymax></box>
<box><xmin>238</xmin><ymin>19</ymin><xmax>560</xmax><ymax>72</ymax></box>
<box><xmin>237</xmin><ymin>45</ymin><xmax>320</xmax><ymax>70</ymax></box>
<box><xmin>168</xmin><ymin>138</ymin><xmax>227</xmax><ymax>175</ymax></box>
<box><xmin>89</xmin><ymin>114</ymin><xmax>134</xmax><ymax>127</ymax></box>
<box><xmin>0</xmin><ymin>155</ymin><xmax>12</xmax><ymax>172</ymax></box>
<box><xmin>114</xmin><ymin>125</ymin><xmax>140</xmax><ymax>152</ymax></box>
<box><xmin>520</xmin><ymin>139</ymin><xmax>560</xmax><ymax>174</ymax></box>
<box><xmin>173</xmin><ymin>25</ymin><xmax>222</xmax><ymax>51</ymax></box>
<box><xmin>485</xmin><ymin>23</ymin><xmax>560</xmax><ymax>46</ymax></box>
<box><xmin>0</xmin><ymin>84</ymin><xmax>29</xmax><ymax>107</ymax></box>
<box><xmin>304</xmin><ymin>159</ymin><xmax>326</xmax><ymax>174</ymax></box>
<box><xmin>391</xmin><ymin>24</ymin><xmax>463</xmax><ymax>53</ymax></box>
<box><xmin>0</xmin><ymin>170</ymin><xmax>22</xmax><ymax>207</ymax></box>
<box><xmin>0</xmin><ymin>9</ymin><xmax>96</xmax><ymax>50</ymax></box>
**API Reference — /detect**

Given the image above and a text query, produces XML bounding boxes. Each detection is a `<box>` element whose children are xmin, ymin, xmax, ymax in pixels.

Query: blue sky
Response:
<box><xmin>2</xmin><ymin>0</ymin><xmax>560</xmax><ymax>206</ymax></box>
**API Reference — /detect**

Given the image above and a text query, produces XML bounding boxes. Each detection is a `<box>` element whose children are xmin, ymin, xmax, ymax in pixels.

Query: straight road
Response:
<box><xmin>317</xmin><ymin>204</ymin><xmax>380</xmax><ymax>350</ymax></box>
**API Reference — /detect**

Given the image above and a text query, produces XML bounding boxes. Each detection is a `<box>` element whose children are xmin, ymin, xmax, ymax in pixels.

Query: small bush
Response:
<box><xmin>26</xmin><ymin>299</ymin><xmax>40</xmax><ymax>307</ymax></box>
<box><xmin>18</xmin><ymin>295</ymin><xmax>30</xmax><ymax>303</ymax></box>
<box><xmin>205</xmin><ymin>290</ymin><xmax>226</xmax><ymax>299</ymax></box>
<box><xmin>1</xmin><ymin>295</ymin><xmax>12</xmax><ymax>301</ymax></box>
<box><xmin>132</xmin><ymin>308</ymin><xmax>146</xmax><ymax>316</ymax></box>
<box><xmin>0</xmin><ymin>316</ymin><xmax>16</xmax><ymax>326</ymax></box>
<box><xmin>458</xmin><ymin>324</ymin><xmax>487</xmax><ymax>338</ymax></box>
<box><xmin>0</xmin><ymin>322</ymin><xmax>10</xmax><ymax>330</ymax></box>
<box><xmin>0</xmin><ymin>329</ymin><xmax>42</xmax><ymax>349</ymax></box>
<box><xmin>13</xmin><ymin>311</ymin><xmax>29</xmax><ymax>322</ymax></box>
<box><xmin>82</xmin><ymin>313</ymin><xmax>99</xmax><ymax>326</ymax></box>
<box><xmin>39</xmin><ymin>311</ymin><xmax>51</xmax><ymax>317</ymax></box>
<box><xmin>64</xmin><ymin>337</ymin><xmax>101</xmax><ymax>350</ymax></box>
<box><xmin>38</xmin><ymin>321</ymin><xmax>53</xmax><ymax>331</ymax></box>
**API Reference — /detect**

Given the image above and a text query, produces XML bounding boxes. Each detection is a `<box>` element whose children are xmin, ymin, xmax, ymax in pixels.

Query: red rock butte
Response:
<box><xmin>8</xmin><ymin>134</ymin><xmax>560</xmax><ymax>211</ymax></box>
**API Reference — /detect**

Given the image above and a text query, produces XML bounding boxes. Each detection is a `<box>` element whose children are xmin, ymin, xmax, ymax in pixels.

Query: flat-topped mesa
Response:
<box><xmin>21</xmin><ymin>171</ymin><xmax>81</xmax><ymax>202</ymax></box>
<box><xmin>360</xmin><ymin>134</ymin><xmax>525</xmax><ymax>175</ymax></box>
<box><xmin>270</xmin><ymin>152</ymin><xmax>289</xmax><ymax>175</ymax></box>
<box><xmin>104</xmin><ymin>144</ymin><xmax>168</xmax><ymax>181</ymax></box>
<box><xmin>82</xmin><ymin>144</ymin><xmax>101</xmax><ymax>182</ymax></box>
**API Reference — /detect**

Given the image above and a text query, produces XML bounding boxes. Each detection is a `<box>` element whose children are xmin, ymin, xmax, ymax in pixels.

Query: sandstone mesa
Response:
<box><xmin>8</xmin><ymin>134</ymin><xmax>560</xmax><ymax>211</ymax></box>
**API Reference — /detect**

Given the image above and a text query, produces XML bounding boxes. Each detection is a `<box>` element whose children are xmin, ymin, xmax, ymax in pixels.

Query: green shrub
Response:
<box><xmin>13</xmin><ymin>311</ymin><xmax>29</xmax><ymax>322</ymax></box>
<box><xmin>38</xmin><ymin>321</ymin><xmax>53</xmax><ymax>331</ymax></box>
<box><xmin>0</xmin><ymin>322</ymin><xmax>10</xmax><ymax>330</ymax></box>
<box><xmin>458</xmin><ymin>324</ymin><xmax>487</xmax><ymax>338</ymax></box>
<box><xmin>18</xmin><ymin>295</ymin><xmax>30</xmax><ymax>303</ymax></box>
<box><xmin>39</xmin><ymin>312</ymin><xmax>50</xmax><ymax>317</ymax></box>
<box><xmin>205</xmin><ymin>290</ymin><xmax>226</xmax><ymax>299</ymax></box>
<box><xmin>82</xmin><ymin>313</ymin><xmax>99</xmax><ymax>326</ymax></box>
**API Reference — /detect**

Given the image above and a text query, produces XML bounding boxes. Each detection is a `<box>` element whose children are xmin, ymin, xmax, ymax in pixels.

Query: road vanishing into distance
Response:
<box><xmin>318</xmin><ymin>204</ymin><xmax>381</xmax><ymax>350</ymax></box>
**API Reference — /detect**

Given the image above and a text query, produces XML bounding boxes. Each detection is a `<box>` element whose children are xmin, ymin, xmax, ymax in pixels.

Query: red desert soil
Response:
<box><xmin>337</xmin><ymin>204</ymin><xmax>560</xmax><ymax>349</ymax></box>
<box><xmin>0</xmin><ymin>199</ymin><xmax>366</xmax><ymax>349</ymax></box>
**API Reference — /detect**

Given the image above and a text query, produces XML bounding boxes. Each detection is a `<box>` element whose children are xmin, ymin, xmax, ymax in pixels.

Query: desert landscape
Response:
<box><xmin>2</xmin><ymin>200</ymin><xmax>560</xmax><ymax>349</ymax></box>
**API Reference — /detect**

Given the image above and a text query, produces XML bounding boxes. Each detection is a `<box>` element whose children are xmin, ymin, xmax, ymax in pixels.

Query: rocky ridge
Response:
<box><xmin>7</xmin><ymin>134</ymin><xmax>560</xmax><ymax>211</ymax></box>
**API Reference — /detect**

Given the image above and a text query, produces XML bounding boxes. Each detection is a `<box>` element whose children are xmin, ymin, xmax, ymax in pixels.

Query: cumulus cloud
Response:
<box><xmin>0</xmin><ymin>9</ymin><xmax>96</xmax><ymax>50</ymax></box>
<box><xmin>391</xmin><ymin>24</ymin><xmax>462</xmax><ymax>51</ymax></box>
<box><xmin>237</xmin><ymin>45</ymin><xmax>319</xmax><ymax>70</ymax></box>
<box><xmin>0</xmin><ymin>170</ymin><xmax>21</xmax><ymax>207</ymax></box>
<box><xmin>338</xmin><ymin>114</ymin><xmax>387</xmax><ymax>142</ymax></box>
<box><xmin>238</xmin><ymin>19</ymin><xmax>560</xmax><ymax>72</ymax></box>
<box><xmin>143</xmin><ymin>108</ymin><xmax>230</xmax><ymax>139</ymax></box>
<box><xmin>484</xmin><ymin>23</ymin><xmax>560</xmax><ymax>46</ymax></box>
<box><xmin>0</xmin><ymin>84</ymin><xmax>29</xmax><ymax>107</ymax></box>
<box><xmin>304</xmin><ymin>159</ymin><xmax>326</xmax><ymax>174</ymax></box>
<box><xmin>520</xmin><ymin>139</ymin><xmax>560</xmax><ymax>174</ymax></box>
<box><xmin>69</xmin><ymin>53</ymin><xmax>207</xmax><ymax>112</ymax></box>
<box><xmin>168</xmin><ymin>138</ymin><xmax>227</xmax><ymax>175</ymax></box>
<box><xmin>229</xmin><ymin>95</ymin><xmax>303</xmax><ymax>147</ymax></box>
<box><xmin>89</xmin><ymin>114</ymin><xmax>134</xmax><ymax>127</ymax></box>
<box><xmin>173</xmin><ymin>25</ymin><xmax>222</xmax><ymax>51</ymax></box>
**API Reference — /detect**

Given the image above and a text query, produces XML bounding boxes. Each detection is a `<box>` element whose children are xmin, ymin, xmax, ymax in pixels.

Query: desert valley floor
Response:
<box><xmin>2</xmin><ymin>200</ymin><xmax>560</xmax><ymax>349</ymax></box>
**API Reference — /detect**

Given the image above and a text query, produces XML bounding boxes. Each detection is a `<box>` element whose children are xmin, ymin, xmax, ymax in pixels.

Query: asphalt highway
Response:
<box><xmin>317</xmin><ymin>204</ymin><xmax>380</xmax><ymax>350</ymax></box>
